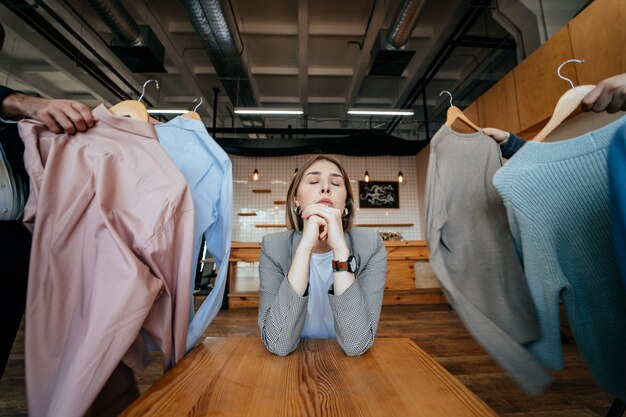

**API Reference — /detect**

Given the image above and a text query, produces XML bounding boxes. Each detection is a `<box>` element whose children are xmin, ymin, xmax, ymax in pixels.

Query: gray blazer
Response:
<box><xmin>258</xmin><ymin>227</ymin><xmax>386</xmax><ymax>356</ymax></box>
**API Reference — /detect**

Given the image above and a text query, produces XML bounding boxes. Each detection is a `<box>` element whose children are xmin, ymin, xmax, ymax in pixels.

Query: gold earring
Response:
<box><xmin>295</xmin><ymin>205</ymin><xmax>302</xmax><ymax>215</ymax></box>
<box><xmin>343</xmin><ymin>207</ymin><xmax>349</xmax><ymax>217</ymax></box>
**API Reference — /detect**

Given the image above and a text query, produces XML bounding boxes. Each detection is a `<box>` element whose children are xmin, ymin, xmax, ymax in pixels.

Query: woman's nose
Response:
<box><xmin>320</xmin><ymin>184</ymin><xmax>330</xmax><ymax>193</ymax></box>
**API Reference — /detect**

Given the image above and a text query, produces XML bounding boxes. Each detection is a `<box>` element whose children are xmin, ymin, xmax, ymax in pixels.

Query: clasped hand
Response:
<box><xmin>300</xmin><ymin>203</ymin><xmax>347</xmax><ymax>254</ymax></box>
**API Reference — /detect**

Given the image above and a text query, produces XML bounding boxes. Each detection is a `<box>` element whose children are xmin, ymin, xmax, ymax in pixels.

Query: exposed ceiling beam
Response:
<box><xmin>0</xmin><ymin>9</ymin><xmax>116</xmax><ymax>104</ymax></box>
<box><xmin>251</xmin><ymin>67</ymin><xmax>299</xmax><ymax>75</ymax></box>
<box><xmin>0</xmin><ymin>55</ymin><xmax>65</xmax><ymax>99</ymax></box>
<box><xmin>259</xmin><ymin>96</ymin><xmax>300</xmax><ymax>103</ymax></box>
<box><xmin>354</xmin><ymin>97</ymin><xmax>394</xmax><ymax>105</ymax></box>
<box><xmin>432</xmin><ymin>70</ymin><xmax>462</xmax><ymax>80</ymax></box>
<box><xmin>308</xmin><ymin>68</ymin><xmax>353</xmax><ymax>76</ymax></box>
<box><xmin>308</xmin><ymin>97</ymin><xmax>346</xmax><ymax>104</ymax></box>
<box><xmin>344</xmin><ymin>0</ymin><xmax>387</xmax><ymax>112</ymax></box>
<box><xmin>193</xmin><ymin>66</ymin><xmax>217</xmax><ymax>75</ymax></box>
<box><xmin>298</xmin><ymin>0</ymin><xmax>309</xmax><ymax>114</ymax></box>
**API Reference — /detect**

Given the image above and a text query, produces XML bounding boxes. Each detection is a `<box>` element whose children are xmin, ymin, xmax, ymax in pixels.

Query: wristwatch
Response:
<box><xmin>332</xmin><ymin>255</ymin><xmax>357</xmax><ymax>273</ymax></box>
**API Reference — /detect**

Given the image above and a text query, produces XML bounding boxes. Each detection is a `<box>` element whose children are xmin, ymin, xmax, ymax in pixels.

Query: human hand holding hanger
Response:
<box><xmin>485</xmin><ymin>68</ymin><xmax>626</xmax><ymax>146</ymax></box>
<box><xmin>581</xmin><ymin>73</ymin><xmax>626</xmax><ymax>114</ymax></box>
<box><xmin>1</xmin><ymin>92</ymin><xmax>94</xmax><ymax>134</ymax></box>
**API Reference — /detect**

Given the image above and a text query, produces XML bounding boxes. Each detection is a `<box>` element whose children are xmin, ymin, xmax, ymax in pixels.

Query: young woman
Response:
<box><xmin>258</xmin><ymin>155</ymin><xmax>387</xmax><ymax>356</ymax></box>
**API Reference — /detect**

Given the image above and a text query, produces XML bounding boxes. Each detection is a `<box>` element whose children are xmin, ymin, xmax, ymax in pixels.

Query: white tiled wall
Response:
<box><xmin>230</xmin><ymin>154</ymin><xmax>421</xmax><ymax>242</ymax></box>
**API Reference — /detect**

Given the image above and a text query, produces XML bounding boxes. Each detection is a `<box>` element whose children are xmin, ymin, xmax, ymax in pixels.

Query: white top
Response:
<box><xmin>301</xmin><ymin>250</ymin><xmax>336</xmax><ymax>339</ymax></box>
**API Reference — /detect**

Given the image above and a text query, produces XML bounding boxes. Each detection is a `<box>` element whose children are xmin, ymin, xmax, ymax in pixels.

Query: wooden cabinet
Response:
<box><xmin>221</xmin><ymin>240</ymin><xmax>445</xmax><ymax>309</ymax></box>
<box><xmin>462</xmin><ymin>101</ymin><xmax>480</xmax><ymax>127</ymax></box>
<box><xmin>459</xmin><ymin>0</ymin><xmax>626</xmax><ymax>135</ymax></box>
<box><xmin>568</xmin><ymin>0</ymin><xmax>626</xmax><ymax>85</ymax></box>
<box><xmin>512</xmin><ymin>25</ymin><xmax>578</xmax><ymax>131</ymax></box>
<box><xmin>477</xmin><ymin>71</ymin><xmax>521</xmax><ymax>133</ymax></box>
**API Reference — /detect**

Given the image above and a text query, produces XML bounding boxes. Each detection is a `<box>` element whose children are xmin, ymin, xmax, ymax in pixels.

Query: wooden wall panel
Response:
<box><xmin>462</xmin><ymin>101</ymin><xmax>480</xmax><ymax>127</ymax></box>
<box><xmin>476</xmin><ymin>72</ymin><xmax>520</xmax><ymax>132</ymax></box>
<box><xmin>569</xmin><ymin>0</ymin><xmax>626</xmax><ymax>84</ymax></box>
<box><xmin>513</xmin><ymin>25</ymin><xmax>577</xmax><ymax>130</ymax></box>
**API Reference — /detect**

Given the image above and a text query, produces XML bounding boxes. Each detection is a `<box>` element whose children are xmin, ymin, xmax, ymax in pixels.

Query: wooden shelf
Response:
<box><xmin>273</xmin><ymin>200</ymin><xmax>286</xmax><ymax>204</ymax></box>
<box><xmin>252</xmin><ymin>189</ymin><xmax>271</xmax><ymax>193</ymax></box>
<box><xmin>237</xmin><ymin>212</ymin><xmax>257</xmax><ymax>216</ymax></box>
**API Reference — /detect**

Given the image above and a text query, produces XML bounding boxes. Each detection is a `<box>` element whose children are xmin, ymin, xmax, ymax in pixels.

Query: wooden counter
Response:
<box><xmin>121</xmin><ymin>337</ymin><xmax>498</xmax><ymax>417</ymax></box>
<box><xmin>220</xmin><ymin>240</ymin><xmax>445</xmax><ymax>309</ymax></box>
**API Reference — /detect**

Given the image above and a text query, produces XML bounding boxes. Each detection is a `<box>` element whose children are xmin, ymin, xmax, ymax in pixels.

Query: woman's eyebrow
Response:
<box><xmin>305</xmin><ymin>171</ymin><xmax>343</xmax><ymax>178</ymax></box>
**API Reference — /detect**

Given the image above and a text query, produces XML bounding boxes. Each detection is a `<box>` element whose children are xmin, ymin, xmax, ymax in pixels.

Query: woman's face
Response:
<box><xmin>295</xmin><ymin>159</ymin><xmax>347</xmax><ymax>212</ymax></box>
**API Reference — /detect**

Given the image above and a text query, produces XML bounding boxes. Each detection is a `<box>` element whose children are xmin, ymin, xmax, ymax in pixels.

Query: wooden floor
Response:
<box><xmin>0</xmin><ymin>304</ymin><xmax>615</xmax><ymax>417</ymax></box>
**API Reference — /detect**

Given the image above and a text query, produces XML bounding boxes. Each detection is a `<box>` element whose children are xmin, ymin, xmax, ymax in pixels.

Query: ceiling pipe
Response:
<box><xmin>84</xmin><ymin>0</ymin><xmax>142</xmax><ymax>46</ymax></box>
<box><xmin>385</xmin><ymin>0</ymin><xmax>492</xmax><ymax>135</ymax></box>
<box><xmin>386</xmin><ymin>0</ymin><xmax>427</xmax><ymax>48</ymax></box>
<box><xmin>181</xmin><ymin>0</ymin><xmax>261</xmax><ymax>126</ymax></box>
<box><xmin>0</xmin><ymin>0</ymin><xmax>134</xmax><ymax>101</ymax></box>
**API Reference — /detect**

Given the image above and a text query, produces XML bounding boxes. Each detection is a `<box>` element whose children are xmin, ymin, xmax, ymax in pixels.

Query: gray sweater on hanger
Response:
<box><xmin>425</xmin><ymin>125</ymin><xmax>551</xmax><ymax>395</ymax></box>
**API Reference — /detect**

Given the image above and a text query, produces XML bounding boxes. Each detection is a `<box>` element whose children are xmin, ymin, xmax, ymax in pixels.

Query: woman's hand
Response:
<box><xmin>300</xmin><ymin>212</ymin><xmax>327</xmax><ymax>252</ymax></box>
<box><xmin>302</xmin><ymin>203</ymin><xmax>349</xmax><ymax>258</ymax></box>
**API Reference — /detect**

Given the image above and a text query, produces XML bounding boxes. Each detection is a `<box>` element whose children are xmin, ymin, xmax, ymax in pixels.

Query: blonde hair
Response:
<box><xmin>285</xmin><ymin>155</ymin><xmax>355</xmax><ymax>232</ymax></box>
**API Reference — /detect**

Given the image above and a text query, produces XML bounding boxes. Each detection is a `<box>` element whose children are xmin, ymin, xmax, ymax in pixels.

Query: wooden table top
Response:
<box><xmin>120</xmin><ymin>337</ymin><xmax>499</xmax><ymax>417</ymax></box>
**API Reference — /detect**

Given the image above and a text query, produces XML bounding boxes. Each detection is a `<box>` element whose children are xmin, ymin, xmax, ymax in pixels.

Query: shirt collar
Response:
<box><xmin>163</xmin><ymin>115</ymin><xmax>208</xmax><ymax>133</ymax></box>
<box><xmin>92</xmin><ymin>104</ymin><xmax>156</xmax><ymax>139</ymax></box>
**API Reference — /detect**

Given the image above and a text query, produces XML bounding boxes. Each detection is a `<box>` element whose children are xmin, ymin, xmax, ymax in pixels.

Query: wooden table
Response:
<box><xmin>121</xmin><ymin>337</ymin><xmax>499</xmax><ymax>417</ymax></box>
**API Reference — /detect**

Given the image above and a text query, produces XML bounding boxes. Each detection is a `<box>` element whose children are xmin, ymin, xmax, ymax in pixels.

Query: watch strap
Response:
<box><xmin>332</xmin><ymin>260</ymin><xmax>349</xmax><ymax>272</ymax></box>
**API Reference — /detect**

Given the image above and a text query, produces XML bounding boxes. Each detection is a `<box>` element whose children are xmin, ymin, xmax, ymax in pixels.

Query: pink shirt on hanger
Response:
<box><xmin>19</xmin><ymin>105</ymin><xmax>195</xmax><ymax>417</ymax></box>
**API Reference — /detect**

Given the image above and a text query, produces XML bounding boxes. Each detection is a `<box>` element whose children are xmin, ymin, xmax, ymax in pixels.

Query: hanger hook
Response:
<box><xmin>138</xmin><ymin>79</ymin><xmax>159</xmax><ymax>103</ymax></box>
<box><xmin>557</xmin><ymin>59</ymin><xmax>584</xmax><ymax>90</ymax></box>
<box><xmin>193</xmin><ymin>97</ymin><xmax>203</xmax><ymax>112</ymax></box>
<box><xmin>439</xmin><ymin>90</ymin><xmax>453</xmax><ymax>107</ymax></box>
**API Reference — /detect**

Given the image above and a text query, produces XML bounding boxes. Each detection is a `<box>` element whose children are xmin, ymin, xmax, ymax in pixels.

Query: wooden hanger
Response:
<box><xmin>108</xmin><ymin>100</ymin><xmax>148</xmax><ymax>121</ymax></box>
<box><xmin>108</xmin><ymin>79</ymin><xmax>159</xmax><ymax>122</ymax></box>
<box><xmin>532</xmin><ymin>59</ymin><xmax>595</xmax><ymax>142</ymax></box>
<box><xmin>181</xmin><ymin>97</ymin><xmax>202</xmax><ymax>121</ymax></box>
<box><xmin>440</xmin><ymin>90</ymin><xmax>480</xmax><ymax>132</ymax></box>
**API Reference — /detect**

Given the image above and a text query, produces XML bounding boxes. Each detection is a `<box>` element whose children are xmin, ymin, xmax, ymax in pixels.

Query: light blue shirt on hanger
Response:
<box><xmin>155</xmin><ymin>116</ymin><xmax>232</xmax><ymax>352</ymax></box>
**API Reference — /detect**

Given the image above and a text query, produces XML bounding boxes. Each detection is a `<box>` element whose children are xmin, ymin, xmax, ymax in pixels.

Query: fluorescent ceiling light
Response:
<box><xmin>147</xmin><ymin>109</ymin><xmax>189</xmax><ymax>114</ymax></box>
<box><xmin>347</xmin><ymin>108</ymin><xmax>414</xmax><ymax>116</ymax></box>
<box><xmin>234</xmin><ymin>107</ymin><xmax>304</xmax><ymax>115</ymax></box>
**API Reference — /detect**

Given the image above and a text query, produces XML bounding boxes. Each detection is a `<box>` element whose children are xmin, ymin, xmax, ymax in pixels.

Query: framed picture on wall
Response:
<box><xmin>358</xmin><ymin>181</ymin><xmax>400</xmax><ymax>209</ymax></box>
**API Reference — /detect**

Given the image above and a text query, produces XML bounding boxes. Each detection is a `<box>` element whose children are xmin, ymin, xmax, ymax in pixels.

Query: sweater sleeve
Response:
<box><xmin>329</xmin><ymin>232</ymin><xmax>386</xmax><ymax>356</ymax></box>
<box><xmin>258</xmin><ymin>235</ymin><xmax>308</xmax><ymax>356</ymax></box>
<box><xmin>501</xmin><ymin>132</ymin><xmax>527</xmax><ymax>159</ymax></box>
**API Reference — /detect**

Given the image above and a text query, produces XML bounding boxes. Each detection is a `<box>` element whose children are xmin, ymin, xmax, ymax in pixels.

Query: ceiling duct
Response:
<box><xmin>181</xmin><ymin>0</ymin><xmax>261</xmax><ymax>125</ymax></box>
<box><xmin>369</xmin><ymin>0</ymin><xmax>426</xmax><ymax>76</ymax></box>
<box><xmin>86</xmin><ymin>0</ymin><xmax>166</xmax><ymax>73</ymax></box>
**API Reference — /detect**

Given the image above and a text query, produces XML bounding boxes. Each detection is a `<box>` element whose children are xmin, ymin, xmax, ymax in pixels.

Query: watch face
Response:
<box><xmin>348</xmin><ymin>256</ymin><xmax>357</xmax><ymax>272</ymax></box>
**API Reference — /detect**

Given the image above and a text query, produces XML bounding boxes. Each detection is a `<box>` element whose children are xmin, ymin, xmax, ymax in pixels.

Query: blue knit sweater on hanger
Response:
<box><xmin>493</xmin><ymin>115</ymin><xmax>626</xmax><ymax>401</ymax></box>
